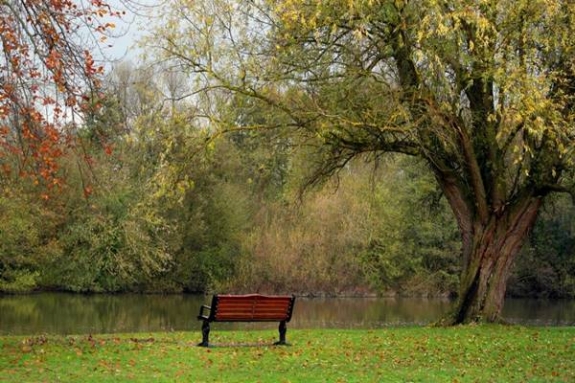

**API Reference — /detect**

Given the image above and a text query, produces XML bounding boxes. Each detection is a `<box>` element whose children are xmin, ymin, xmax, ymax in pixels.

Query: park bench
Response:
<box><xmin>197</xmin><ymin>294</ymin><xmax>296</xmax><ymax>347</ymax></box>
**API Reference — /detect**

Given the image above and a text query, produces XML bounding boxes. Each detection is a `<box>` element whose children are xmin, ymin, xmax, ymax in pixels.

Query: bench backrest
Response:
<box><xmin>209</xmin><ymin>294</ymin><xmax>295</xmax><ymax>322</ymax></box>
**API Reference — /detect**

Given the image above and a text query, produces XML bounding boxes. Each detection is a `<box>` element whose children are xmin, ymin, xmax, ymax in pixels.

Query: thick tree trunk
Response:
<box><xmin>443</xmin><ymin>196</ymin><xmax>542</xmax><ymax>325</ymax></box>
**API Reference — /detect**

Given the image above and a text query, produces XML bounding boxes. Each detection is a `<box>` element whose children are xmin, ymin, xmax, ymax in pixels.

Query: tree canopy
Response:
<box><xmin>151</xmin><ymin>0</ymin><xmax>575</xmax><ymax>323</ymax></box>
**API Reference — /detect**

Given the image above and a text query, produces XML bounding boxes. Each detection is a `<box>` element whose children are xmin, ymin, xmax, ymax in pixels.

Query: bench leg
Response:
<box><xmin>198</xmin><ymin>320</ymin><xmax>210</xmax><ymax>347</ymax></box>
<box><xmin>274</xmin><ymin>321</ymin><xmax>288</xmax><ymax>345</ymax></box>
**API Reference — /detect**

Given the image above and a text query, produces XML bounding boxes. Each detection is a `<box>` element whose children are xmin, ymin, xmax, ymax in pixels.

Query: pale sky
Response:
<box><xmin>97</xmin><ymin>0</ymin><xmax>158</xmax><ymax>63</ymax></box>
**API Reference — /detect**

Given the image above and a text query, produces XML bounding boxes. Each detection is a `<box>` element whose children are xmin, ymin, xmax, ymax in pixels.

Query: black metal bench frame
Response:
<box><xmin>197</xmin><ymin>294</ymin><xmax>296</xmax><ymax>347</ymax></box>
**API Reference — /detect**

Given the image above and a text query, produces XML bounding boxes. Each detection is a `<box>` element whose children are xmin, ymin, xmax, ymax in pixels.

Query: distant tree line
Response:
<box><xmin>1</xmin><ymin>63</ymin><xmax>573</xmax><ymax>297</ymax></box>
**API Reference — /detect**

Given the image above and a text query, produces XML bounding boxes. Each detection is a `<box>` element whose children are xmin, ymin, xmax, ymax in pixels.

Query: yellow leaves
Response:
<box><xmin>273</xmin><ymin>0</ymin><xmax>377</xmax><ymax>34</ymax></box>
<box><xmin>274</xmin><ymin>1</ymin><xmax>304</xmax><ymax>24</ymax></box>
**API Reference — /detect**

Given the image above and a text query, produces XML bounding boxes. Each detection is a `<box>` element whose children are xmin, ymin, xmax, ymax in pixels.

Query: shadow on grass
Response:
<box><xmin>198</xmin><ymin>342</ymin><xmax>292</xmax><ymax>348</ymax></box>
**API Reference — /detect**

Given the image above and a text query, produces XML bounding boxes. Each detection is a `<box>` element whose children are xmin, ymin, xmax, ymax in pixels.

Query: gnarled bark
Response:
<box><xmin>442</xmin><ymin>195</ymin><xmax>542</xmax><ymax>324</ymax></box>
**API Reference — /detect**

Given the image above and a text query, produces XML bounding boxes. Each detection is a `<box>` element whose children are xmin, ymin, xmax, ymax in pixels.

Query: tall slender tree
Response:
<box><xmin>151</xmin><ymin>0</ymin><xmax>575</xmax><ymax>323</ymax></box>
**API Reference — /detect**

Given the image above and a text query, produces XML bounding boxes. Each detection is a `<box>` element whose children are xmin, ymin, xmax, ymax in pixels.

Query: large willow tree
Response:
<box><xmin>151</xmin><ymin>0</ymin><xmax>575</xmax><ymax>323</ymax></box>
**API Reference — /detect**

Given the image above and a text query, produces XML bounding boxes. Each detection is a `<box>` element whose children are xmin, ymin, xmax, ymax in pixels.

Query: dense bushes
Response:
<box><xmin>508</xmin><ymin>194</ymin><xmax>575</xmax><ymax>298</ymax></box>
<box><xmin>0</xmin><ymin>190</ymin><xmax>59</xmax><ymax>293</ymax></box>
<box><xmin>1</xmin><ymin>90</ymin><xmax>574</xmax><ymax>297</ymax></box>
<box><xmin>2</xmin><ymin>131</ymin><xmax>575</xmax><ymax>297</ymax></box>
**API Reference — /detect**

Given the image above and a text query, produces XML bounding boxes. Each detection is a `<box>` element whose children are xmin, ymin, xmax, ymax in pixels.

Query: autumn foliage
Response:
<box><xmin>0</xmin><ymin>0</ymin><xmax>121</xmax><ymax>188</ymax></box>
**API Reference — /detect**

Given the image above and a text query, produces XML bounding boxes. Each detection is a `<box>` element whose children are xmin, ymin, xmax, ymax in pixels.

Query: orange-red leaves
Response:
<box><xmin>0</xmin><ymin>0</ymin><xmax>120</xmax><ymax>192</ymax></box>
<box><xmin>83</xmin><ymin>185</ymin><xmax>93</xmax><ymax>198</ymax></box>
<box><xmin>45</xmin><ymin>50</ymin><xmax>62</xmax><ymax>70</ymax></box>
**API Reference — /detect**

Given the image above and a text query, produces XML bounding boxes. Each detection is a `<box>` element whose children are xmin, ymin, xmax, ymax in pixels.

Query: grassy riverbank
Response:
<box><xmin>1</xmin><ymin>326</ymin><xmax>573</xmax><ymax>382</ymax></box>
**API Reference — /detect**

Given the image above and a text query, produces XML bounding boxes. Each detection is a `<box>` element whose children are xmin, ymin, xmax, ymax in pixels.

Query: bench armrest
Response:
<box><xmin>197</xmin><ymin>304</ymin><xmax>212</xmax><ymax>320</ymax></box>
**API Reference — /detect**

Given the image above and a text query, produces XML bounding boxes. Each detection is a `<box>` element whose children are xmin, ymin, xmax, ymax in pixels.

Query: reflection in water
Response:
<box><xmin>503</xmin><ymin>298</ymin><xmax>575</xmax><ymax>326</ymax></box>
<box><xmin>0</xmin><ymin>293</ymin><xmax>573</xmax><ymax>335</ymax></box>
<box><xmin>294</xmin><ymin>298</ymin><xmax>453</xmax><ymax>328</ymax></box>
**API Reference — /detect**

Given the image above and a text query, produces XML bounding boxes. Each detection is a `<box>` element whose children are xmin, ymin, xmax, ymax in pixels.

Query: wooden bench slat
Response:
<box><xmin>218</xmin><ymin>301</ymin><xmax>291</xmax><ymax>308</ymax></box>
<box><xmin>215</xmin><ymin>312</ymin><xmax>291</xmax><ymax>318</ymax></box>
<box><xmin>217</xmin><ymin>304</ymin><xmax>292</xmax><ymax>307</ymax></box>
<box><xmin>218</xmin><ymin>298</ymin><xmax>292</xmax><ymax>303</ymax></box>
<box><xmin>216</xmin><ymin>304</ymin><xmax>292</xmax><ymax>311</ymax></box>
<box><xmin>215</xmin><ymin>316</ymin><xmax>290</xmax><ymax>320</ymax></box>
<box><xmin>215</xmin><ymin>310</ymin><xmax>291</xmax><ymax>316</ymax></box>
<box><xmin>216</xmin><ymin>307</ymin><xmax>290</xmax><ymax>313</ymax></box>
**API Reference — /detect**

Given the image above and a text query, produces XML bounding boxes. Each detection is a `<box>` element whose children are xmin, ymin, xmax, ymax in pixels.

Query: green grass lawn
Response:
<box><xmin>0</xmin><ymin>325</ymin><xmax>573</xmax><ymax>382</ymax></box>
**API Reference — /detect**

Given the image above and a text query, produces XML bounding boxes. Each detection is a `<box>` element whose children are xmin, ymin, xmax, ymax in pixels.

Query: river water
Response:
<box><xmin>0</xmin><ymin>293</ymin><xmax>573</xmax><ymax>335</ymax></box>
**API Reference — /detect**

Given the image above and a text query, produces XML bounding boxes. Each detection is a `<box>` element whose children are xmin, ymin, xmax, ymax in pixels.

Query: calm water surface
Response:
<box><xmin>0</xmin><ymin>293</ymin><xmax>573</xmax><ymax>335</ymax></box>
